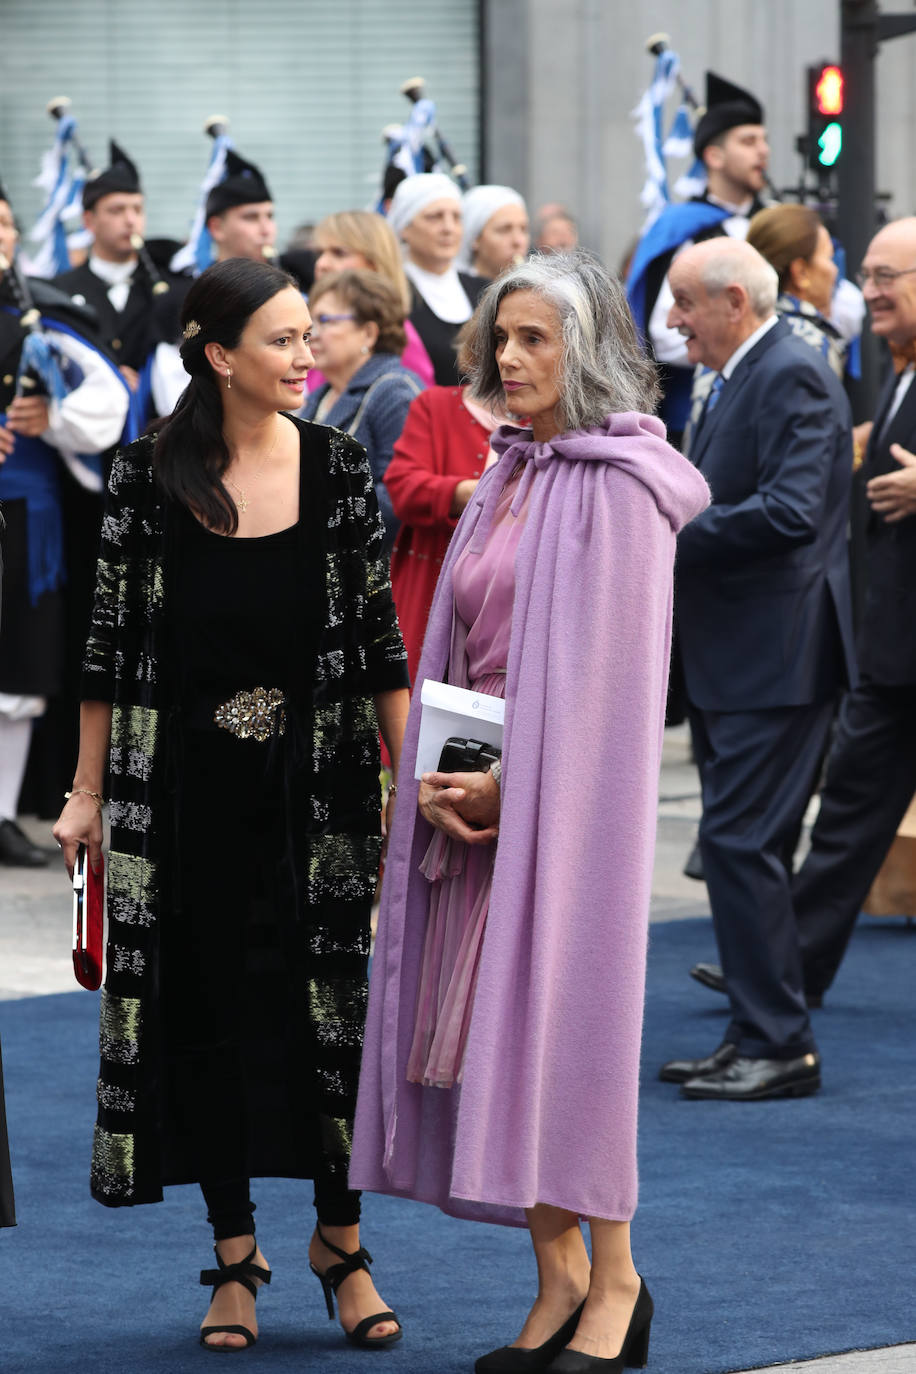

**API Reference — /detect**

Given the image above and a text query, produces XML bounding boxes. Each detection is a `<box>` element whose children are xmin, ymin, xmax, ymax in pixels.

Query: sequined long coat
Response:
<box><xmin>82</xmin><ymin>419</ymin><xmax>408</xmax><ymax>1206</ymax></box>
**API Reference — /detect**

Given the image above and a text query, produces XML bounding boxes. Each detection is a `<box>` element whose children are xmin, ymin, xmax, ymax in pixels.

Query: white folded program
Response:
<box><xmin>414</xmin><ymin>678</ymin><xmax>505</xmax><ymax>780</ymax></box>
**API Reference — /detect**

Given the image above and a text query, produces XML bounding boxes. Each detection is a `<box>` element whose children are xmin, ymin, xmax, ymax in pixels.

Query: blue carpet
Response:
<box><xmin>1</xmin><ymin>917</ymin><xmax>914</xmax><ymax>1374</ymax></box>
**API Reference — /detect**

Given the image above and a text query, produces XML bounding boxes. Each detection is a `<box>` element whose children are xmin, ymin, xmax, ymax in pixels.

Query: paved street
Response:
<box><xmin>1</xmin><ymin>725</ymin><xmax>913</xmax><ymax>1374</ymax></box>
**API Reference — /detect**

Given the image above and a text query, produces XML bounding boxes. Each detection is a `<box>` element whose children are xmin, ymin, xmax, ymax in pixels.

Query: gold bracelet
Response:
<box><xmin>65</xmin><ymin>788</ymin><xmax>105</xmax><ymax>813</ymax></box>
<box><xmin>387</xmin><ymin>782</ymin><xmax>398</xmax><ymax>798</ymax></box>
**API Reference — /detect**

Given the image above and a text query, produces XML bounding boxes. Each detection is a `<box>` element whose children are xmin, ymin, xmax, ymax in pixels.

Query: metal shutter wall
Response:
<box><xmin>0</xmin><ymin>0</ymin><xmax>479</xmax><ymax>249</ymax></box>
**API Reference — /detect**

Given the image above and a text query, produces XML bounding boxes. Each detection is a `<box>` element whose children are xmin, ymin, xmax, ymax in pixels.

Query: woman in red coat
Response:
<box><xmin>385</xmin><ymin>383</ymin><xmax>503</xmax><ymax>684</ymax></box>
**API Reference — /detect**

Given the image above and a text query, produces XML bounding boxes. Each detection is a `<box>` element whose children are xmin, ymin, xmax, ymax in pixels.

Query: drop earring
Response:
<box><xmin>225</xmin><ymin>369</ymin><xmax>232</xmax><ymax>390</ymax></box>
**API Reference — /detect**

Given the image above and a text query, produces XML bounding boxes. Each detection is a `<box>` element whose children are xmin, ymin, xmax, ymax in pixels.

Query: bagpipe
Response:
<box><xmin>377</xmin><ymin>77</ymin><xmax>470</xmax><ymax>210</ymax></box>
<box><xmin>170</xmin><ymin>114</ymin><xmax>233</xmax><ymax>274</ymax></box>
<box><xmin>632</xmin><ymin>33</ymin><xmax>780</xmax><ymax>232</ymax></box>
<box><xmin>26</xmin><ymin>96</ymin><xmax>172</xmax><ymax>298</ymax></box>
<box><xmin>0</xmin><ymin>246</ymin><xmax>70</xmax><ymax>404</ymax></box>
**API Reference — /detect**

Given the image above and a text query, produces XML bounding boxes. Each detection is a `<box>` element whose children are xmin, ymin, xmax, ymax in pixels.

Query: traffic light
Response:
<box><xmin>807</xmin><ymin>63</ymin><xmax>844</xmax><ymax>172</ymax></box>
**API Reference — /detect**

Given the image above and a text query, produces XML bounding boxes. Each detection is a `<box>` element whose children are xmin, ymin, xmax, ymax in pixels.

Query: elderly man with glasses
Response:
<box><xmin>789</xmin><ymin>217</ymin><xmax>916</xmax><ymax>1001</ymax></box>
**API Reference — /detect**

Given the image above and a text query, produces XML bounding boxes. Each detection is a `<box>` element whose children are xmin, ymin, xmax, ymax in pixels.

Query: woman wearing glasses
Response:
<box><xmin>303</xmin><ymin>270</ymin><xmax>425</xmax><ymax>552</ymax></box>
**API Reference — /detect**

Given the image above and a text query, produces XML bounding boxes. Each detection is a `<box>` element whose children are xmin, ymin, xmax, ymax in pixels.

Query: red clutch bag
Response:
<box><xmin>72</xmin><ymin>843</ymin><xmax>104</xmax><ymax>991</ymax></box>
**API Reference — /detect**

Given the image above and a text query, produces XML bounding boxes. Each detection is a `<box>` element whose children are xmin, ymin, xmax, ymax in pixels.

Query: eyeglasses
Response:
<box><xmin>855</xmin><ymin>266</ymin><xmax>916</xmax><ymax>289</ymax></box>
<box><xmin>314</xmin><ymin>312</ymin><xmax>355</xmax><ymax>325</ymax></box>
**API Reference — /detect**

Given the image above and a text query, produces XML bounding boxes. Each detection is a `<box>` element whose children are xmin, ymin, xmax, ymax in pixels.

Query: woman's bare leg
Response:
<box><xmin>563</xmin><ymin>1218</ymin><xmax>641</xmax><ymax>1360</ymax></box>
<box><xmin>511</xmin><ymin>1203</ymin><xmax>591</xmax><ymax>1348</ymax></box>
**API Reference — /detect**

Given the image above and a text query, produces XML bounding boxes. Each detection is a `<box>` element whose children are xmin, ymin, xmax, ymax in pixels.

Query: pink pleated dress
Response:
<box><xmin>406</xmin><ymin>472</ymin><xmax>529</xmax><ymax>1088</ymax></box>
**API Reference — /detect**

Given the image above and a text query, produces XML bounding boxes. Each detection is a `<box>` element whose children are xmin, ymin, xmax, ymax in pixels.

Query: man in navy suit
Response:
<box><xmin>792</xmin><ymin>218</ymin><xmax>916</xmax><ymax>996</ymax></box>
<box><xmin>659</xmin><ymin>238</ymin><xmax>857</xmax><ymax>1100</ymax></box>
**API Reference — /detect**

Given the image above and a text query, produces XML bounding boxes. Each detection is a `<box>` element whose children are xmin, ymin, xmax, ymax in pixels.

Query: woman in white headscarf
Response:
<box><xmin>457</xmin><ymin>185</ymin><xmax>530</xmax><ymax>281</ymax></box>
<box><xmin>388</xmin><ymin>173</ymin><xmax>486</xmax><ymax>385</ymax></box>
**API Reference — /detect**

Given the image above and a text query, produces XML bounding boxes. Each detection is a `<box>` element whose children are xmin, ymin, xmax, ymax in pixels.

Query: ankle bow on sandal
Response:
<box><xmin>309</xmin><ymin>1223</ymin><xmax>402</xmax><ymax>1349</ymax></box>
<box><xmin>199</xmin><ymin>1241</ymin><xmax>271</xmax><ymax>1352</ymax></box>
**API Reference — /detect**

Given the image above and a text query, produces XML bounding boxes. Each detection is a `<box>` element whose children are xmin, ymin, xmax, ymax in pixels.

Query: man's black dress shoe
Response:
<box><xmin>689</xmin><ymin>961</ymin><xmax>726</xmax><ymax>993</ymax></box>
<box><xmin>688</xmin><ymin>961</ymin><xmax>824</xmax><ymax>1009</ymax></box>
<box><xmin>682</xmin><ymin>841</ymin><xmax>705</xmax><ymax>881</ymax></box>
<box><xmin>658</xmin><ymin>1040</ymin><xmax>736</xmax><ymax>1084</ymax></box>
<box><xmin>475</xmin><ymin>1302</ymin><xmax>585</xmax><ymax>1372</ymax></box>
<box><xmin>0</xmin><ymin>818</ymin><xmax>50</xmax><ymax>868</ymax></box>
<box><xmin>680</xmin><ymin>1051</ymin><xmax>821</xmax><ymax>1100</ymax></box>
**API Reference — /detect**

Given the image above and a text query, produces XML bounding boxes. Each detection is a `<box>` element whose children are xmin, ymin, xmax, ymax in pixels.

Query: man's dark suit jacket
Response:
<box><xmin>54</xmin><ymin>261</ymin><xmax>168</xmax><ymax>372</ymax></box>
<box><xmin>677</xmin><ymin>317</ymin><xmax>857</xmax><ymax>712</ymax></box>
<box><xmin>857</xmin><ymin>366</ymin><xmax>916</xmax><ymax>685</ymax></box>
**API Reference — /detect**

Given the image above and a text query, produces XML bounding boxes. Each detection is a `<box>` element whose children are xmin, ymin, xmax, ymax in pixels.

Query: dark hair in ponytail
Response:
<box><xmin>153</xmin><ymin>257</ymin><xmax>297</xmax><ymax>533</ymax></box>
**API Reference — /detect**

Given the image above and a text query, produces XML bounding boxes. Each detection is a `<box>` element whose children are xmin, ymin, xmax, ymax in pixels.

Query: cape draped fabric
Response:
<box><xmin>350</xmin><ymin>413</ymin><xmax>710</xmax><ymax>1226</ymax></box>
<box><xmin>81</xmin><ymin>419</ymin><xmax>408</xmax><ymax>1206</ymax></box>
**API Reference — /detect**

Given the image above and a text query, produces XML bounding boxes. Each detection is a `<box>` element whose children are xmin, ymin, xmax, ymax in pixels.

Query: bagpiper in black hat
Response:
<box><xmin>82</xmin><ymin>140</ymin><xmax>142</xmax><ymax>210</ymax></box>
<box><xmin>205</xmin><ymin>149</ymin><xmax>273</xmax><ymax>219</ymax></box>
<box><xmin>693</xmin><ymin>74</ymin><xmax>764</xmax><ymax>159</ymax></box>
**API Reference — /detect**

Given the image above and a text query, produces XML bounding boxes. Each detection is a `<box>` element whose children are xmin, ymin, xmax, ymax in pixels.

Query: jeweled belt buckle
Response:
<box><xmin>213</xmin><ymin>687</ymin><xmax>287</xmax><ymax>743</ymax></box>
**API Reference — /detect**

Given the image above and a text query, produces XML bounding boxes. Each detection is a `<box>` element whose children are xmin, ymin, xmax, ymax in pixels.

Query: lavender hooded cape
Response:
<box><xmin>351</xmin><ymin>412</ymin><xmax>710</xmax><ymax>1226</ymax></box>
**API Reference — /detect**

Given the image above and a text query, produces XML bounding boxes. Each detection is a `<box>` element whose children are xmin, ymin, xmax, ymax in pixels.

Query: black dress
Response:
<box><xmin>157</xmin><ymin>503</ymin><xmax>358</xmax><ymax>1219</ymax></box>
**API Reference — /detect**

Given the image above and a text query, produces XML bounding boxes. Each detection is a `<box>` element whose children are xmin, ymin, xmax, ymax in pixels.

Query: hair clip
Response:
<box><xmin>183</xmin><ymin>319</ymin><xmax>201</xmax><ymax>340</ymax></box>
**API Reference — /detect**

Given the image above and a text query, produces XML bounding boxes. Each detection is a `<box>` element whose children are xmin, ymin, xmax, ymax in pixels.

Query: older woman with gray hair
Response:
<box><xmin>351</xmin><ymin>252</ymin><xmax>709</xmax><ymax>1372</ymax></box>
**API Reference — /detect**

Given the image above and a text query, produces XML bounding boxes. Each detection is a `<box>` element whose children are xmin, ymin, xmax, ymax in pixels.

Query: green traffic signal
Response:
<box><xmin>818</xmin><ymin>121</ymin><xmax>843</xmax><ymax>167</ymax></box>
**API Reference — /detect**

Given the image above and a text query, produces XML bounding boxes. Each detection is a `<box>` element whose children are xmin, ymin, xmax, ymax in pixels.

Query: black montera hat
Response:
<box><xmin>693</xmin><ymin>74</ymin><xmax>764</xmax><ymax>158</ymax></box>
<box><xmin>82</xmin><ymin>140</ymin><xmax>142</xmax><ymax>209</ymax></box>
<box><xmin>205</xmin><ymin>149</ymin><xmax>273</xmax><ymax>218</ymax></box>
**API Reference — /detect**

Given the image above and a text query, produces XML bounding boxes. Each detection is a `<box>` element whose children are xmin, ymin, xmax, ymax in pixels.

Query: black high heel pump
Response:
<box><xmin>545</xmin><ymin>1277</ymin><xmax>653</xmax><ymax>1372</ymax></box>
<box><xmin>309</xmin><ymin>1223</ymin><xmax>402</xmax><ymax>1349</ymax></box>
<box><xmin>475</xmin><ymin>1300</ymin><xmax>586</xmax><ymax>1372</ymax></box>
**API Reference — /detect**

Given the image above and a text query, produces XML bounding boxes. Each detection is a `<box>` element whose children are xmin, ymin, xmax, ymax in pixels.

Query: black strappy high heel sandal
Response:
<box><xmin>309</xmin><ymin>1223</ymin><xmax>402</xmax><ymax>1349</ymax></box>
<box><xmin>199</xmin><ymin>1241</ymin><xmax>271</xmax><ymax>1353</ymax></box>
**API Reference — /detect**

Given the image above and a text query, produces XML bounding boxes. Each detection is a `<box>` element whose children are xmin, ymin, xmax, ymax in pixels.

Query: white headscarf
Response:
<box><xmin>387</xmin><ymin>173</ymin><xmax>462</xmax><ymax>237</ymax></box>
<box><xmin>456</xmin><ymin>184</ymin><xmax>527</xmax><ymax>272</ymax></box>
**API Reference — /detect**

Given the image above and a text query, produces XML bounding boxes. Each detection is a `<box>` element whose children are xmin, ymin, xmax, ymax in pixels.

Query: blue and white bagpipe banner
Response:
<box><xmin>21</xmin><ymin>113</ymin><xmax>87</xmax><ymax>278</ymax></box>
<box><xmin>5</xmin><ymin>301</ymin><xmax>135</xmax><ymax>490</ymax></box>
<box><xmin>170</xmin><ymin>131</ymin><xmax>234</xmax><ymax>276</ymax></box>
<box><xmin>631</xmin><ymin>48</ymin><xmax>683</xmax><ymax>231</ymax></box>
<box><xmin>375</xmin><ymin>96</ymin><xmax>437</xmax><ymax>212</ymax></box>
<box><xmin>666</xmin><ymin>102</ymin><xmax>707</xmax><ymax>201</ymax></box>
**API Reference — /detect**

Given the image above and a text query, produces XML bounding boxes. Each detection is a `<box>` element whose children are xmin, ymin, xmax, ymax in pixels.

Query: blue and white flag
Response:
<box><xmin>23</xmin><ymin>114</ymin><xmax>86</xmax><ymax>278</ymax></box>
<box><xmin>631</xmin><ymin>49</ymin><xmax>681</xmax><ymax>231</ymax></box>
<box><xmin>376</xmin><ymin>97</ymin><xmax>438</xmax><ymax>212</ymax></box>
<box><xmin>664</xmin><ymin>101</ymin><xmax>694</xmax><ymax>161</ymax></box>
<box><xmin>170</xmin><ymin>131</ymin><xmax>234</xmax><ymax>276</ymax></box>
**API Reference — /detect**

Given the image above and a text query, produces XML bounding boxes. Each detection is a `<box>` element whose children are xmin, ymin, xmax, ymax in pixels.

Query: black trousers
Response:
<box><xmin>690</xmin><ymin>699</ymin><xmax>835</xmax><ymax>1058</ymax></box>
<box><xmin>793</xmin><ymin>681</ymin><xmax>916</xmax><ymax>995</ymax></box>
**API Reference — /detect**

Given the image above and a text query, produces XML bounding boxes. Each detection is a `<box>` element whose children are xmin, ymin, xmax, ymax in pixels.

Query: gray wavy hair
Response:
<box><xmin>465</xmin><ymin>250</ymin><xmax>660</xmax><ymax>429</ymax></box>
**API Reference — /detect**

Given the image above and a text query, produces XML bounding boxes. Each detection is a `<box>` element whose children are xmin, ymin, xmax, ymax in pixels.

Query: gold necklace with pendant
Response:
<box><xmin>225</xmin><ymin>425</ymin><xmax>280</xmax><ymax>513</ymax></box>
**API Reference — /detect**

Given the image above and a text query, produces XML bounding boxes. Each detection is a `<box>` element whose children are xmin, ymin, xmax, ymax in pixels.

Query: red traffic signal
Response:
<box><xmin>815</xmin><ymin>65</ymin><xmax>844</xmax><ymax>116</ymax></box>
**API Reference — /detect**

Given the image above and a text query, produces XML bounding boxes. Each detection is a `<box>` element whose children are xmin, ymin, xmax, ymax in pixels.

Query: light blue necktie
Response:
<box><xmin>704</xmin><ymin>372</ymin><xmax>726</xmax><ymax>416</ymax></box>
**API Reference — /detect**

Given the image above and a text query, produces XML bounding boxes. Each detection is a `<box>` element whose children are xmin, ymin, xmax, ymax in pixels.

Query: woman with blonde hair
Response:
<box><xmin>310</xmin><ymin>210</ymin><xmax>434</xmax><ymax>387</ymax></box>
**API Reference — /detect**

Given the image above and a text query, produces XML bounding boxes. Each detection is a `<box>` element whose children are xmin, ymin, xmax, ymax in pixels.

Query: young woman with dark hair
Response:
<box><xmin>54</xmin><ymin>256</ymin><xmax>409</xmax><ymax>1354</ymax></box>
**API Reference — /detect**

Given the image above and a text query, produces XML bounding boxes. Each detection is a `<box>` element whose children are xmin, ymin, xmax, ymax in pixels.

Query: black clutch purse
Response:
<box><xmin>437</xmin><ymin>737</ymin><xmax>502</xmax><ymax>773</ymax></box>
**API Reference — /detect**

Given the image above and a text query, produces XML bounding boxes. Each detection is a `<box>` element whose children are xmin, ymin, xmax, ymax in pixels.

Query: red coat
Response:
<box><xmin>385</xmin><ymin>386</ymin><xmax>491</xmax><ymax>684</ymax></box>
